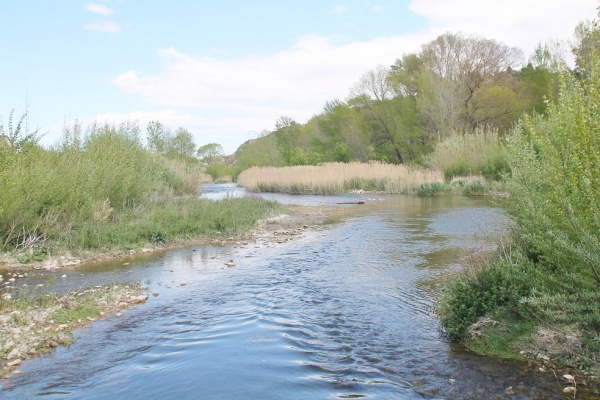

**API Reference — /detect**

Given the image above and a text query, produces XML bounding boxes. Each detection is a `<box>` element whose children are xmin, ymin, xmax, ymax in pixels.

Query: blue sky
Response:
<box><xmin>1</xmin><ymin>1</ymin><xmax>597</xmax><ymax>153</ymax></box>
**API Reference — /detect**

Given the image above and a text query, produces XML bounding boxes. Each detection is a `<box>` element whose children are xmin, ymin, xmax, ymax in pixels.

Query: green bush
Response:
<box><xmin>438</xmin><ymin>255</ymin><xmax>533</xmax><ymax>339</ymax></box>
<box><xmin>424</xmin><ymin>127</ymin><xmax>508</xmax><ymax>181</ymax></box>
<box><xmin>438</xmin><ymin>24</ymin><xmax>600</xmax><ymax>375</ymax></box>
<box><xmin>0</xmin><ymin>119</ymin><xmax>277</xmax><ymax>254</ymax></box>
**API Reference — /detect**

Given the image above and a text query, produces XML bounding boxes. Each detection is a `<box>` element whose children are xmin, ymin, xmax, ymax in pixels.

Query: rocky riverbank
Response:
<box><xmin>0</xmin><ymin>207</ymin><xmax>331</xmax><ymax>273</ymax></box>
<box><xmin>0</xmin><ymin>207</ymin><xmax>332</xmax><ymax>378</ymax></box>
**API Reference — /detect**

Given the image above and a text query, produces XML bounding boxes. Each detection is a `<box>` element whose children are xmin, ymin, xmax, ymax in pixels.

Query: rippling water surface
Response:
<box><xmin>1</xmin><ymin>188</ymin><xmax>573</xmax><ymax>399</ymax></box>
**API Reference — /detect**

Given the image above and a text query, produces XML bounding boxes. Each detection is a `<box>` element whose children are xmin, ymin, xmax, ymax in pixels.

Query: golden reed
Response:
<box><xmin>237</xmin><ymin>162</ymin><xmax>444</xmax><ymax>194</ymax></box>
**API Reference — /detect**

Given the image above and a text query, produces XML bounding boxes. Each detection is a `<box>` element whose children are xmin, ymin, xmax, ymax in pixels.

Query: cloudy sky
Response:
<box><xmin>1</xmin><ymin>1</ymin><xmax>597</xmax><ymax>153</ymax></box>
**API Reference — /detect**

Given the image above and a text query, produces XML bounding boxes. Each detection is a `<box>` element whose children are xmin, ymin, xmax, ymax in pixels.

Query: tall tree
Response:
<box><xmin>349</xmin><ymin>66</ymin><xmax>407</xmax><ymax>163</ymax></box>
<box><xmin>417</xmin><ymin>32</ymin><xmax>523</xmax><ymax>135</ymax></box>
<box><xmin>172</xmin><ymin>127</ymin><xmax>196</xmax><ymax>159</ymax></box>
<box><xmin>197</xmin><ymin>143</ymin><xmax>225</xmax><ymax>164</ymax></box>
<box><xmin>146</xmin><ymin>120</ymin><xmax>168</xmax><ymax>154</ymax></box>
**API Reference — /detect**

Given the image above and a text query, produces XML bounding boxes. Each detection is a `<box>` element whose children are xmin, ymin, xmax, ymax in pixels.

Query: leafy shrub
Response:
<box><xmin>438</xmin><ymin>255</ymin><xmax>533</xmax><ymax>339</ymax></box>
<box><xmin>424</xmin><ymin>127</ymin><xmax>507</xmax><ymax>181</ymax></box>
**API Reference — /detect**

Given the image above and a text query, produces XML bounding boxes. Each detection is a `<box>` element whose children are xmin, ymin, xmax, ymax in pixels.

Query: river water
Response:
<box><xmin>1</xmin><ymin>185</ymin><xmax>574</xmax><ymax>399</ymax></box>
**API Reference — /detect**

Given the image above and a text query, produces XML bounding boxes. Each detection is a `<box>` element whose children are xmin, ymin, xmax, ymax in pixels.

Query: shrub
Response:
<box><xmin>424</xmin><ymin>127</ymin><xmax>508</xmax><ymax>181</ymax></box>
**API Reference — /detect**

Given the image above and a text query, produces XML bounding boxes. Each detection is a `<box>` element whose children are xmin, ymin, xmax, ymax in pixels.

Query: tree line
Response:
<box><xmin>232</xmin><ymin>31</ymin><xmax>571</xmax><ymax>176</ymax></box>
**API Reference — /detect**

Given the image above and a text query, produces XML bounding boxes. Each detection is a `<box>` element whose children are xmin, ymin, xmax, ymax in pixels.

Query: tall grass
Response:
<box><xmin>424</xmin><ymin>127</ymin><xmax>509</xmax><ymax>181</ymax></box>
<box><xmin>237</xmin><ymin>162</ymin><xmax>444</xmax><ymax>194</ymax></box>
<box><xmin>0</xmin><ymin>121</ymin><xmax>277</xmax><ymax>255</ymax></box>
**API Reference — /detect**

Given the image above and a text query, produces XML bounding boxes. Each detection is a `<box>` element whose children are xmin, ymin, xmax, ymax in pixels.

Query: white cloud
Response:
<box><xmin>85</xmin><ymin>2</ymin><xmax>114</xmax><ymax>16</ymax></box>
<box><xmin>84</xmin><ymin>21</ymin><xmax>121</xmax><ymax>34</ymax></box>
<box><xmin>332</xmin><ymin>4</ymin><xmax>349</xmax><ymax>14</ymax></box>
<box><xmin>108</xmin><ymin>0</ymin><xmax>596</xmax><ymax>153</ymax></box>
<box><xmin>112</xmin><ymin>34</ymin><xmax>429</xmax><ymax>152</ymax></box>
<box><xmin>409</xmin><ymin>0</ymin><xmax>595</xmax><ymax>58</ymax></box>
<box><xmin>373</xmin><ymin>5</ymin><xmax>384</xmax><ymax>12</ymax></box>
<box><xmin>113</xmin><ymin>34</ymin><xmax>425</xmax><ymax>113</ymax></box>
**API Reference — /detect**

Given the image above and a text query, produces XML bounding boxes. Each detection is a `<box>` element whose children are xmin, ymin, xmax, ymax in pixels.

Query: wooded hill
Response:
<box><xmin>232</xmin><ymin>31</ymin><xmax>564</xmax><ymax>177</ymax></box>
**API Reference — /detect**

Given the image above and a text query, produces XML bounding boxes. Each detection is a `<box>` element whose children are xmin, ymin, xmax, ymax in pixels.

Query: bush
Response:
<box><xmin>438</xmin><ymin>255</ymin><xmax>533</xmax><ymax>339</ymax></box>
<box><xmin>424</xmin><ymin>127</ymin><xmax>508</xmax><ymax>181</ymax></box>
<box><xmin>438</xmin><ymin>25</ymin><xmax>600</xmax><ymax>375</ymax></box>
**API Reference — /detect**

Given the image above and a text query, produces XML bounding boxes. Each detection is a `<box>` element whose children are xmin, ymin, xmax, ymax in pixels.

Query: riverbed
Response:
<box><xmin>0</xmin><ymin>185</ymin><xmax>575</xmax><ymax>399</ymax></box>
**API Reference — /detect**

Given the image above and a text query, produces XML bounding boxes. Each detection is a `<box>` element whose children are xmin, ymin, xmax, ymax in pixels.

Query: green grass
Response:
<box><xmin>0</xmin><ymin>120</ymin><xmax>280</xmax><ymax>258</ymax></box>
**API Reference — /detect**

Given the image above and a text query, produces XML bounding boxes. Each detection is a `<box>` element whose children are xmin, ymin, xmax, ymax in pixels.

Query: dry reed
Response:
<box><xmin>237</xmin><ymin>162</ymin><xmax>444</xmax><ymax>194</ymax></box>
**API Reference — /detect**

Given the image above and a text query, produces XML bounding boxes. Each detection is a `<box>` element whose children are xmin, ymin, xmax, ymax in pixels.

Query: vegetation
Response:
<box><xmin>237</xmin><ymin>162</ymin><xmax>444</xmax><ymax>195</ymax></box>
<box><xmin>0</xmin><ymin>120</ymin><xmax>278</xmax><ymax>261</ymax></box>
<box><xmin>424</xmin><ymin>127</ymin><xmax>509</xmax><ymax>181</ymax></box>
<box><xmin>231</xmin><ymin>32</ymin><xmax>560</xmax><ymax>175</ymax></box>
<box><xmin>438</xmin><ymin>17</ymin><xmax>600</xmax><ymax>378</ymax></box>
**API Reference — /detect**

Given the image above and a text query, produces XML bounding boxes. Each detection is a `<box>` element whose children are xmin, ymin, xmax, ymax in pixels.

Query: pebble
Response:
<box><xmin>152</xmin><ymin>292</ymin><xmax>159</xmax><ymax>297</ymax></box>
<box><xmin>61</xmin><ymin>274</ymin><xmax>67</xmax><ymax>278</ymax></box>
<box><xmin>116</xmin><ymin>312</ymin><xmax>123</xmax><ymax>318</ymax></box>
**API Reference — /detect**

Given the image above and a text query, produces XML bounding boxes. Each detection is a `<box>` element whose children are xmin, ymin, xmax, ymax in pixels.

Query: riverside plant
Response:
<box><xmin>0</xmin><ymin>120</ymin><xmax>279</xmax><ymax>257</ymax></box>
<box><xmin>438</xmin><ymin>34</ymin><xmax>600</xmax><ymax>380</ymax></box>
<box><xmin>236</xmin><ymin>162</ymin><xmax>444</xmax><ymax>194</ymax></box>
<box><xmin>424</xmin><ymin>127</ymin><xmax>509</xmax><ymax>181</ymax></box>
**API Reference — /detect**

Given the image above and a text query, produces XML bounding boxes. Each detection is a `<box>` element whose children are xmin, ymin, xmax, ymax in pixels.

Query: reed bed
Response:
<box><xmin>424</xmin><ymin>127</ymin><xmax>508</xmax><ymax>181</ymax></box>
<box><xmin>237</xmin><ymin>162</ymin><xmax>444</xmax><ymax>194</ymax></box>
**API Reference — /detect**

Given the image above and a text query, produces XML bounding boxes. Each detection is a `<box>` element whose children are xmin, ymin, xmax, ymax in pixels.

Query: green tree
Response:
<box><xmin>197</xmin><ymin>143</ymin><xmax>225</xmax><ymax>165</ymax></box>
<box><xmin>172</xmin><ymin>127</ymin><xmax>196</xmax><ymax>159</ymax></box>
<box><xmin>146</xmin><ymin>120</ymin><xmax>169</xmax><ymax>154</ymax></box>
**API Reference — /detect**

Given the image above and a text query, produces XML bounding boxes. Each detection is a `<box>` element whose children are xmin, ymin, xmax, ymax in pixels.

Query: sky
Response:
<box><xmin>1</xmin><ymin>1</ymin><xmax>597</xmax><ymax>154</ymax></box>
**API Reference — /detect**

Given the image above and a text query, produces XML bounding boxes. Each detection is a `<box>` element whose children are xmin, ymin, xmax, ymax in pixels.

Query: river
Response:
<box><xmin>1</xmin><ymin>184</ymin><xmax>573</xmax><ymax>399</ymax></box>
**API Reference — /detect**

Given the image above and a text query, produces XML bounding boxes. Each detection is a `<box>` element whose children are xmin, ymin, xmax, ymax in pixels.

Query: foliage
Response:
<box><xmin>146</xmin><ymin>120</ymin><xmax>197</xmax><ymax>160</ymax></box>
<box><xmin>424</xmin><ymin>127</ymin><xmax>509</xmax><ymax>181</ymax></box>
<box><xmin>232</xmin><ymin>32</ymin><xmax>551</xmax><ymax>173</ymax></box>
<box><xmin>438</xmin><ymin>254</ymin><xmax>534</xmax><ymax>339</ymax></box>
<box><xmin>205</xmin><ymin>163</ymin><xmax>234</xmax><ymax>181</ymax></box>
<box><xmin>0</xmin><ymin>120</ymin><xmax>276</xmax><ymax>255</ymax></box>
<box><xmin>505</xmin><ymin>63</ymin><xmax>600</xmax><ymax>286</ymax></box>
<box><xmin>438</xmin><ymin>19</ymin><xmax>600</xmax><ymax>376</ymax></box>
<box><xmin>0</xmin><ymin>110</ymin><xmax>43</xmax><ymax>152</ymax></box>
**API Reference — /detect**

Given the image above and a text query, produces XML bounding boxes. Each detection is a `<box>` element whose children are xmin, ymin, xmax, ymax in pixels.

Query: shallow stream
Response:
<box><xmin>1</xmin><ymin>185</ymin><xmax>575</xmax><ymax>399</ymax></box>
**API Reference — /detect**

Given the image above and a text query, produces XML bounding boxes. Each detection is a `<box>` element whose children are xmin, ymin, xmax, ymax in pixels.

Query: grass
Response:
<box><xmin>415</xmin><ymin>176</ymin><xmax>502</xmax><ymax>196</ymax></box>
<box><xmin>237</xmin><ymin>161</ymin><xmax>444</xmax><ymax>194</ymax></box>
<box><xmin>424</xmin><ymin>127</ymin><xmax>509</xmax><ymax>181</ymax></box>
<box><xmin>0</xmin><ymin>120</ymin><xmax>280</xmax><ymax>262</ymax></box>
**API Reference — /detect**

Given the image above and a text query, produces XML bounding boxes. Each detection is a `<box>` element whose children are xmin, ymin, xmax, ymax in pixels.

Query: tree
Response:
<box><xmin>389</xmin><ymin>53</ymin><xmax>424</xmax><ymax>100</ymax></box>
<box><xmin>417</xmin><ymin>32</ymin><xmax>523</xmax><ymax>135</ymax></box>
<box><xmin>172</xmin><ymin>127</ymin><xmax>196</xmax><ymax>159</ymax></box>
<box><xmin>348</xmin><ymin>66</ymin><xmax>408</xmax><ymax>163</ymax></box>
<box><xmin>146</xmin><ymin>120</ymin><xmax>168</xmax><ymax>154</ymax></box>
<box><xmin>197</xmin><ymin>143</ymin><xmax>225</xmax><ymax>165</ymax></box>
<box><xmin>573</xmin><ymin>19</ymin><xmax>600</xmax><ymax>78</ymax></box>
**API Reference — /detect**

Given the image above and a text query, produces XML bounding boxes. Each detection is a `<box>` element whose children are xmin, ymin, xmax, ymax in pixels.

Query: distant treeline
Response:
<box><xmin>232</xmin><ymin>31</ymin><xmax>571</xmax><ymax>178</ymax></box>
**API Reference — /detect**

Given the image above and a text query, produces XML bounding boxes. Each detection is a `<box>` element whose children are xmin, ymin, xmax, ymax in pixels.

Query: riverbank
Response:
<box><xmin>0</xmin><ymin>283</ymin><xmax>147</xmax><ymax>378</ymax></box>
<box><xmin>0</xmin><ymin>205</ymin><xmax>330</xmax><ymax>272</ymax></box>
<box><xmin>0</xmin><ymin>206</ymin><xmax>332</xmax><ymax>378</ymax></box>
